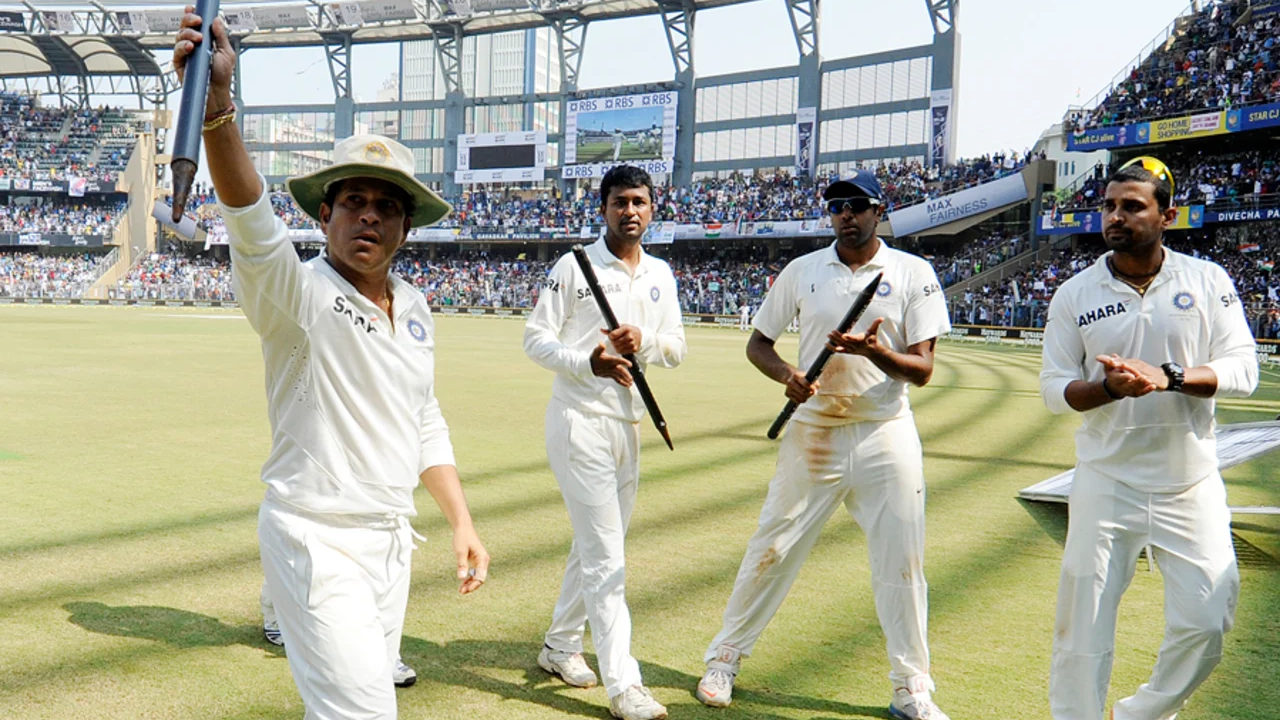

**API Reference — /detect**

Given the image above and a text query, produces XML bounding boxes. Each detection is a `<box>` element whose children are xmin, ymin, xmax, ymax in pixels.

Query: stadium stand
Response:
<box><xmin>1067</xmin><ymin>0</ymin><xmax>1280</xmax><ymax>131</ymax></box>
<box><xmin>51</xmin><ymin>218</ymin><xmax>1279</xmax><ymax>337</ymax></box>
<box><xmin>1054</xmin><ymin>146</ymin><xmax>1280</xmax><ymax>210</ymax></box>
<box><xmin>113</xmin><ymin>250</ymin><xmax>236</xmax><ymax>301</ymax></box>
<box><xmin>0</xmin><ymin>251</ymin><xmax>116</xmax><ymax>298</ymax></box>
<box><xmin>0</xmin><ymin>198</ymin><xmax>127</xmax><ymax>236</ymax></box>
<box><xmin>0</xmin><ymin>92</ymin><xmax>144</xmax><ymax>182</ymax></box>
<box><xmin>184</xmin><ymin>154</ymin><xmax>1040</xmax><ymax>236</ymax></box>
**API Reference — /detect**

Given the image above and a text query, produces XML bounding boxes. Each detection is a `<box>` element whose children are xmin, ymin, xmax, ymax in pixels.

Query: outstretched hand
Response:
<box><xmin>826</xmin><ymin>318</ymin><xmax>885</xmax><ymax>357</ymax></box>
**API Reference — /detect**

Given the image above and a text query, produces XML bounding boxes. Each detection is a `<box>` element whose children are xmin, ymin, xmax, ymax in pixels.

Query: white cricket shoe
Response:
<box><xmin>889</xmin><ymin>687</ymin><xmax>950</xmax><ymax>720</ymax></box>
<box><xmin>537</xmin><ymin>645</ymin><xmax>598</xmax><ymax>688</ymax></box>
<box><xmin>262</xmin><ymin>619</ymin><xmax>284</xmax><ymax>647</ymax></box>
<box><xmin>393</xmin><ymin>658</ymin><xmax>417</xmax><ymax>688</ymax></box>
<box><xmin>696</xmin><ymin>644</ymin><xmax>741</xmax><ymax>708</ymax></box>
<box><xmin>609</xmin><ymin>684</ymin><xmax>667</xmax><ymax>720</ymax></box>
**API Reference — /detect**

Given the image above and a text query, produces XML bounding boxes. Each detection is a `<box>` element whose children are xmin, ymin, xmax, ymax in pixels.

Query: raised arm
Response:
<box><xmin>174</xmin><ymin>10</ymin><xmax>320</xmax><ymax>332</ymax></box>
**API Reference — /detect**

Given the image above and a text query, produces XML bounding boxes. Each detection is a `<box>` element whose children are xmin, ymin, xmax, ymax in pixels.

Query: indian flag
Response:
<box><xmin>704</xmin><ymin>222</ymin><xmax>722</xmax><ymax>238</ymax></box>
<box><xmin>1239</xmin><ymin>243</ymin><xmax>1261</xmax><ymax>253</ymax></box>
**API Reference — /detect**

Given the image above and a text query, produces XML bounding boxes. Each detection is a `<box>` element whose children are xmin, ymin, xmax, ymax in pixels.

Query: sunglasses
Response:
<box><xmin>826</xmin><ymin>197</ymin><xmax>880</xmax><ymax>215</ymax></box>
<box><xmin>1119</xmin><ymin>156</ymin><xmax>1175</xmax><ymax>198</ymax></box>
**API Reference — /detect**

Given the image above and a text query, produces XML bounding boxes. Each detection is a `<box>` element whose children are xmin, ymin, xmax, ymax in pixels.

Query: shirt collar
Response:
<box><xmin>314</xmin><ymin>255</ymin><xmax>420</xmax><ymax>319</ymax></box>
<box><xmin>824</xmin><ymin>238</ymin><xmax>889</xmax><ymax>270</ymax></box>
<box><xmin>590</xmin><ymin>236</ymin><xmax>649</xmax><ymax>277</ymax></box>
<box><xmin>1092</xmin><ymin>247</ymin><xmax>1183</xmax><ymax>293</ymax></box>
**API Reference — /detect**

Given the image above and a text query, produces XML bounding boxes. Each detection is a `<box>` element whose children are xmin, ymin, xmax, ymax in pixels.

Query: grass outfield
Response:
<box><xmin>574</xmin><ymin>140</ymin><xmax>660</xmax><ymax>164</ymax></box>
<box><xmin>0</xmin><ymin>305</ymin><xmax>1276</xmax><ymax>720</ymax></box>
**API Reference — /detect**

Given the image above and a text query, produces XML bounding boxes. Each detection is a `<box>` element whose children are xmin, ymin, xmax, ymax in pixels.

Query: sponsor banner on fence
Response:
<box><xmin>253</xmin><ymin>4</ymin><xmax>310</xmax><ymax>28</ymax></box>
<box><xmin>0</xmin><ymin>10</ymin><xmax>24</xmax><ymax>31</ymax></box>
<box><xmin>1148</xmin><ymin>110</ymin><xmax>1228</xmax><ymax>144</ymax></box>
<box><xmin>1207</xmin><ymin>207</ymin><xmax>1280</xmax><ymax>223</ymax></box>
<box><xmin>1038</xmin><ymin>205</ymin><xmax>1204</xmax><ymax>235</ymax></box>
<box><xmin>889</xmin><ymin>174</ymin><xmax>1028</xmax><ymax>237</ymax></box>
<box><xmin>1068</xmin><ymin>123</ymin><xmax>1142</xmax><ymax>151</ymax></box>
<box><xmin>642</xmin><ymin>221</ymin><xmax>676</xmax><ymax>245</ymax></box>
<box><xmin>1227</xmin><ymin>101</ymin><xmax>1280</xmax><ymax>132</ymax></box>
<box><xmin>114</xmin><ymin>10</ymin><xmax>148</xmax><ymax>32</ymax></box>
<box><xmin>0</xmin><ymin>232</ymin><xmax>105</xmax><ymax>247</ymax></box>
<box><xmin>0</xmin><ymin>178</ymin><xmax>114</xmax><ymax>194</ymax></box>
<box><xmin>1069</xmin><ymin>105</ymin><xmax>1280</xmax><ymax>151</ymax></box>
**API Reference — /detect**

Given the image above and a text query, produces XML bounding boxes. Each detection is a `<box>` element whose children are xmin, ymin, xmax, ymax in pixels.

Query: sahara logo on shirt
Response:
<box><xmin>407</xmin><ymin>318</ymin><xmax>427</xmax><ymax>342</ymax></box>
<box><xmin>332</xmin><ymin>296</ymin><xmax>379</xmax><ymax>334</ymax></box>
<box><xmin>1077</xmin><ymin>301</ymin><xmax>1127</xmax><ymax>327</ymax></box>
<box><xmin>577</xmin><ymin>283</ymin><xmax>622</xmax><ymax>301</ymax></box>
<box><xmin>1172</xmin><ymin>292</ymin><xmax>1197</xmax><ymax>311</ymax></box>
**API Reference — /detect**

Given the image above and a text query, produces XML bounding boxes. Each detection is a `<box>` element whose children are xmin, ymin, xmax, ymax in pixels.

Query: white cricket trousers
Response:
<box><xmin>1050</xmin><ymin>465</ymin><xmax>1239</xmax><ymax>720</ymax></box>
<box><xmin>705</xmin><ymin>416</ymin><xmax>934</xmax><ymax>692</ymax></box>
<box><xmin>543</xmin><ymin>398</ymin><xmax>644</xmax><ymax>699</ymax></box>
<box><xmin>259</xmin><ymin>498</ymin><xmax>416</xmax><ymax>720</ymax></box>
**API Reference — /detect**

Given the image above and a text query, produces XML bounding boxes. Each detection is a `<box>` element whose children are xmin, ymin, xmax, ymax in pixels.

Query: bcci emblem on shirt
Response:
<box><xmin>408</xmin><ymin>318</ymin><xmax>428</xmax><ymax>342</ymax></box>
<box><xmin>1173</xmin><ymin>291</ymin><xmax>1197</xmax><ymax>311</ymax></box>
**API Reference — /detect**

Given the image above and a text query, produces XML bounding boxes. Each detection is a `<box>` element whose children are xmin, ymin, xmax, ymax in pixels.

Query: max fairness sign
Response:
<box><xmin>888</xmin><ymin>174</ymin><xmax>1028</xmax><ymax>238</ymax></box>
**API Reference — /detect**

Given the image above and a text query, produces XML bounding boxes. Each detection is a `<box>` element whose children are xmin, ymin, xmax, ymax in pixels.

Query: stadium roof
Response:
<box><xmin>0</xmin><ymin>0</ymin><xmax>751</xmax><ymax>55</ymax></box>
<box><xmin>0</xmin><ymin>34</ymin><xmax>160</xmax><ymax>78</ymax></box>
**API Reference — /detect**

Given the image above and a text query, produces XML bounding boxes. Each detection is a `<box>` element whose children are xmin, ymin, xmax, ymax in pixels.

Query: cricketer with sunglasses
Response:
<box><xmin>694</xmin><ymin>171</ymin><xmax>953</xmax><ymax>720</ymax></box>
<box><xmin>1040</xmin><ymin>157</ymin><xmax>1257</xmax><ymax>720</ymax></box>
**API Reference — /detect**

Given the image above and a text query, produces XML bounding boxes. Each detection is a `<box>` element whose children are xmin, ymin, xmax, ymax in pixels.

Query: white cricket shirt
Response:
<box><xmin>524</xmin><ymin>238</ymin><xmax>687</xmax><ymax>422</ymax></box>
<box><xmin>222</xmin><ymin>183</ymin><xmax>455</xmax><ymax>519</ymax></box>
<box><xmin>1040</xmin><ymin>249</ymin><xmax>1258</xmax><ymax>493</ymax></box>
<box><xmin>753</xmin><ymin>240</ymin><xmax>951</xmax><ymax>426</ymax></box>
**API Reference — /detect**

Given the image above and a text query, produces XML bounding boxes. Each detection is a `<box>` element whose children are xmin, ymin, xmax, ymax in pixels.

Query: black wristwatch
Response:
<box><xmin>1161</xmin><ymin>362</ymin><xmax>1185</xmax><ymax>392</ymax></box>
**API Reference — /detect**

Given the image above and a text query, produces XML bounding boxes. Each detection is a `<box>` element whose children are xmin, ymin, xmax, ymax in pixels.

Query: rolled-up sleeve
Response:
<box><xmin>523</xmin><ymin>255</ymin><xmax>592</xmax><ymax>377</ymax></box>
<box><xmin>1205</xmin><ymin>267</ymin><xmax>1258</xmax><ymax>398</ymax></box>
<box><xmin>419</xmin><ymin>387</ymin><xmax>456</xmax><ymax>473</ymax></box>
<box><xmin>223</xmin><ymin>175</ymin><xmax>323</xmax><ymax>332</ymax></box>
<box><xmin>1040</xmin><ymin>289</ymin><xmax>1083</xmax><ymax>415</ymax></box>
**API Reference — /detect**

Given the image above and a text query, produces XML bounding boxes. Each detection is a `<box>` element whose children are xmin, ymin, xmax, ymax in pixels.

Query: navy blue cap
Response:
<box><xmin>822</xmin><ymin>170</ymin><xmax>883</xmax><ymax>202</ymax></box>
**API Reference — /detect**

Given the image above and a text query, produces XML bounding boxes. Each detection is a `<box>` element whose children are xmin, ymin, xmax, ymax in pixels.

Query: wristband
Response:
<box><xmin>1101</xmin><ymin>377</ymin><xmax>1122</xmax><ymax>400</ymax></box>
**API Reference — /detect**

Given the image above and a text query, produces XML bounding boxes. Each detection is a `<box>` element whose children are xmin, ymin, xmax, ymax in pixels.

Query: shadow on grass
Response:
<box><xmin>54</xmin><ymin>607</ymin><xmax>887</xmax><ymax>720</ymax></box>
<box><xmin>1017</xmin><ymin>498</ymin><xmax>1068</xmax><ymax>548</ymax></box>
<box><xmin>63</xmin><ymin>601</ymin><xmax>285</xmax><ymax>657</ymax></box>
<box><xmin>398</xmin><ymin>637</ymin><xmax>889</xmax><ymax>720</ymax></box>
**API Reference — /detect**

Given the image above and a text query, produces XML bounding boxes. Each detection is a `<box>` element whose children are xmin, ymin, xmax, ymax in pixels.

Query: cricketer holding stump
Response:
<box><xmin>175</xmin><ymin>12</ymin><xmax>489</xmax><ymax>719</ymax></box>
<box><xmin>697</xmin><ymin>171</ymin><xmax>952</xmax><ymax>720</ymax></box>
<box><xmin>524</xmin><ymin>166</ymin><xmax>687</xmax><ymax>720</ymax></box>
<box><xmin>1040</xmin><ymin>157</ymin><xmax>1257</xmax><ymax>720</ymax></box>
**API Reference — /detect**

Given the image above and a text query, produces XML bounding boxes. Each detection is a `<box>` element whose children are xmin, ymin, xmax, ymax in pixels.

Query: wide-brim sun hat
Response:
<box><xmin>286</xmin><ymin>134</ymin><xmax>452</xmax><ymax>229</ymax></box>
